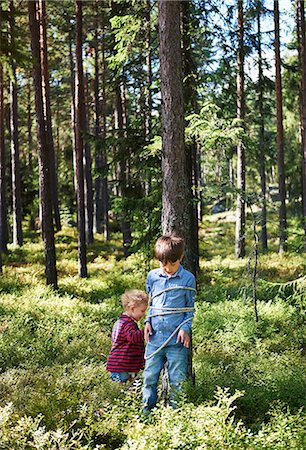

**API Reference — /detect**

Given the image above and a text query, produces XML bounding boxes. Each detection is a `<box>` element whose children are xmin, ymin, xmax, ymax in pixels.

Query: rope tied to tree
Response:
<box><xmin>145</xmin><ymin>286</ymin><xmax>196</xmax><ymax>360</ymax></box>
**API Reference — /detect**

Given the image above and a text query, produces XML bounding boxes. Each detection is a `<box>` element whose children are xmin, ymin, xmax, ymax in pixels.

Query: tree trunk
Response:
<box><xmin>27</xmin><ymin>78</ymin><xmax>36</xmax><ymax>231</ymax></box>
<box><xmin>28</xmin><ymin>0</ymin><xmax>57</xmax><ymax>288</ymax></box>
<box><xmin>181</xmin><ymin>0</ymin><xmax>199</xmax><ymax>275</ymax></box>
<box><xmin>158</xmin><ymin>0</ymin><xmax>195</xmax><ymax>274</ymax></box>
<box><xmin>114</xmin><ymin>78</ymin><xmax>132</xmax><ymax>257</ymax></box>
<box><xmin>0</xmin><ymin>63</ymin><xmax>8</xmax><ymax>255</ymax></box>
<box><xmin>297</xmin><ymin>0</ymin><xmax>306</xmax><ymax>251</ymax></box>
<box><xmin>235</xmin><ymin>0</ymin><xmax>246</xmax><ymax>258</ymax></box>
<box><xmin>257</xmin><ymin>0</ymin><xmax>268</xmax><ymax>251</ymax></box>
<box><xmin>274</xmin><ymin>0</ymin><xmax>287</xmax><ymax>254</ymax></box>
<box><xmin>69</xmin><ymin>28</ymin><xmax>77</xmax><ymax>193</ymax></box>
<box><xmin>84</xmin><ymin>72</ymin><xmax>94</xmax><ymax>244</ymax></box>
<box><xmin>10</xmin><ymin>0</ymin><xmax>23</xmax><ymax>247</ymax></box>
<box><xmin>74</xmin><ymin>0</ymin><xmax>87</xmax><ymax>277</ymax></box>
<box><xmin>38</xmin><ymin>0</ymin><xmax>61</xmax><ymax>232</ymax></box>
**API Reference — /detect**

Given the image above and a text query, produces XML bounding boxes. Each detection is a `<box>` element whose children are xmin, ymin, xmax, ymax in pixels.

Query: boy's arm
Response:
<box><xmin>144</xmin><ymin>273</ymin><xmax>153</xmax><ymax>325</ymax></box>
<box><xmin>124</xmin><ymin>322</ymin><xmax>145</xmax><ymax>344</ymax></box>
<box><xmin>144</xmin><ymin>273</ymin><xmax>153</xmax><ymax>342</ymax></box>
<box><xmin>180</xmin><ymin>277</ymin><xmax>196</xmax><ymax>334</ymax></box>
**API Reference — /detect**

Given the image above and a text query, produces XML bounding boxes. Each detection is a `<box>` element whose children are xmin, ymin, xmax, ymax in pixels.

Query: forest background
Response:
<box><xmin>0</xmin><ymin>0</ymin><xmax>305</xmax><ymax>449</ymax></box>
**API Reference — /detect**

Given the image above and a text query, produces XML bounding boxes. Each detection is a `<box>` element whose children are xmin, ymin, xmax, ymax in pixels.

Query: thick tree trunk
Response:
<box><xmin>274</xmin><ymin>0</ymin><xmax>287</xmax><ymax>253</ymax></box>
<box><xmin>28</xmin><ymin>0</ymin><xmax>57</xmax><ymax>288</ymax></box>
<box><xmin>10</xmin><ymin>1</ymin><xmax>23</xmax><ymax>247</ymax></box>
<box><xmin>74</xmin><ymin>0</ymin><xmax>87</xmax><ymax>278</ymax></box>
<box><xmin>181</xmin><ymin>0</ymin><xmax>199</xmax><ymax>275</ymax></box>
<box><xmin>0</xmin><ymin>64</ymin><xmax>8</xmax><ymax>254</ymax></box>
<box><xmin>235</xmin><ymin>0</ymin><xmax>246</xmax><ymax>258</ymax></box>
<box><xmin>39</xmin><ymin>0</ymin><xmax>61</xmax><ymax>232</ymax></box>
<box><xmin>158</xmin><ymin>0</ymin><xmax>195</xmax><ymax>274</ymax></box>
<box><xmin>257</xmin><ymin>0</ymin><xmax>268</xmax><ymax>251</ymax></box>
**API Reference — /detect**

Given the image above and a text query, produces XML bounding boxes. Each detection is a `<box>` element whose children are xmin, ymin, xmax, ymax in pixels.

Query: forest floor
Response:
<box><xmin>0</xmin><ymin>209</ymin><xmax>305</xmax><ymax>449</ymax></box>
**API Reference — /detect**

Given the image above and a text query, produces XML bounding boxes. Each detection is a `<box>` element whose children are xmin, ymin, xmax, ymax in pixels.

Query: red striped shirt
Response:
<box><xmin>106</xmin><ymin>314</ymin><xmax>145</xmax><ymax>373</ymax></box>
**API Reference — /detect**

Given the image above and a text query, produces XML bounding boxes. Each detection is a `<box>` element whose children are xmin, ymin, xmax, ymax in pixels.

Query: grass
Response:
<box><xmin>0</xmin><ymin>211</ymin><xmax>305</xmax><ymax>448</ymax></box>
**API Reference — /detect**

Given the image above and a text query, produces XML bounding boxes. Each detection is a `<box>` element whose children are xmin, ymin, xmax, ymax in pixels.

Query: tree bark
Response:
<box><xmin>158</xmin><ymin>0</ymin><xmax>195</xmax><ymax>274</ymax></box>
<box><xmin>10</xmin><ymin>0</ymin><xmax>23</xmax><ymax>247</ymax></box>
<box><xmin>0</xmin><ymin>64</ymin><xmax>8</xmax><ymax>254</ymax></box>
<box><xmin>74</xmin><ymin>0</ymin><xmax>87</xmax><ymax>277</ymax></box>
<box><xmin>84</xmin><ymin>72</ymin><xmax>94</xmax><ymax>244</ymax></box>
<box><xmin>181</xmin><ymin>0</ymin><xmax>199</xmax><ymax>275</ymax></box>
<box><xmin>274</xmin><ymin>0</ymin><xmax>287</xmax><ymax>253</ymax></box>
<box><xmin>114</xmin><ymin>78</ymin><xmax>132</xmax><ymax>257</ymax></box>
<box><xmin>28</xmin><ymin>0</ymin><xmax>57</xmax><ymax>288</ymax></box>
<box><xmin>257</xmin><ymin>0</ymin><xmax>268</xmax><ymax>251</ymax></box>
<box><xmin>297</xmin><ymin>0</ymin><xmax>306</xmax><ymax>251</ymax></box>
<box><xmin>235</xmin><ymin>0</ymin><xmax>246</xmax><ymax>258</ymax></box>
<box><xmin>38</xmin><ymin>0</ymin><xmax>61</xmax><ymax>232</ymax></box>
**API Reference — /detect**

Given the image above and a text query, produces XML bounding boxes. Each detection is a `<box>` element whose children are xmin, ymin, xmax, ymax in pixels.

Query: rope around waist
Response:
<box><xmin>145</xmin><ymin>285</ymin><xmax>196</xmax><ymax>360</ymax></box>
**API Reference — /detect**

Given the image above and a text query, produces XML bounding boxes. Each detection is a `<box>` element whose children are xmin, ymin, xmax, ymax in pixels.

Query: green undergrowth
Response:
<box><xmin>0</xmin><ymin>212</ymin><xmax>305</xmax><ymax>448</ymax></box>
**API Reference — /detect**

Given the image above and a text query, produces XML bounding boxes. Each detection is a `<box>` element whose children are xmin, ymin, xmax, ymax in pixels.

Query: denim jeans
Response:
<box><xmin>110</xmin><ymin>372</ymin><xmax>132</xmax><ymax>382</ymax></box>
<box><xmin>142</xmin><ymin>343</ymin><xmax>188</xmax><ymax>411</ymax></box>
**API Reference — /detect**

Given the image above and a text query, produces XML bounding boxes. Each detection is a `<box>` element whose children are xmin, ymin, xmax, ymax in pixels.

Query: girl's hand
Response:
<box><xmin>177</xmin><ymin>330</ymin><xmax>190</xmax><ymax>348</ymax></box>
<box><xmin>144</xmin><ymin>322</ymin><xmax>153</xmax><ymax>343</ymax></box>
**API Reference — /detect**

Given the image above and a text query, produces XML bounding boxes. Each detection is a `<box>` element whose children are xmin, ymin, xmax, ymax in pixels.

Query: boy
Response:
<box><xmin>106</xmin><ymin>289</ymin><xmax>148</xmax><ymax>382</ymax></box>
<box><xmin>142</xmin><ymin>235</ymin><xmax>196</xmax><ymax>411</ymax></box>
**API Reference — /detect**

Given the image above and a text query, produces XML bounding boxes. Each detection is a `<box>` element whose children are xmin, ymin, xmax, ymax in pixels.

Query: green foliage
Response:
<box><xmin>0</xmin><ymin>212</ymin><xmax>305</xmax><ymax>448</ymax></box>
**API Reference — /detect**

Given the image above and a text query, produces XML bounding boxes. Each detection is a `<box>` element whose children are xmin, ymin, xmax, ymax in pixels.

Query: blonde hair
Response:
<box><xmin>121</xmin><ymin>289</ymin><xmax>148</xmax><ymax>310</ymax></box>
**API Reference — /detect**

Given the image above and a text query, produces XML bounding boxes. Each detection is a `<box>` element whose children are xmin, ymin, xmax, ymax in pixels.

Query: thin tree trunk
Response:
<box><xmin>10</xmin><ymin>0</ymin><xmax>22</xmax><ymax>247</ymax></box>
<box><xmin>235</xmin><ymin>0</ymin><xmax>245</xmax><ymax>258</ymax></box>
<box><xmin>28</xmin><ymin>0</ymin><xmax>57</xmax><ymax>288</ymax></box>
<box><xmin>39</xmin><ymin>0</ymin><xmax>61</xmax><ymax>232</ymax></box>
<box><xmin>27</xmin><ymin>78</ymin><xmax>36</xmax><ymax>231</ymax></box>
<box><xmin>297</xmin><ymin>0</ymin><xmax>306</xmax><ymax>251</ymax></box>
<box><xmin>84</xmin><ymin>72</ymin><xmax>94</xmax><ymax>244</ymax></box>
<box><xmin>93</xmin><ymin>12</ymin><xmax>102</xmax><ymax>235</ymax></box>
<box><xmin>274</xmin><ymin>0</ymin><xmax>287</xmax><ymax>253</ymax></box>
<box><xmin>257</xmin><ymin>0</ymin><xmax>268</xmax><ymax>251</ymax></box>
<box><xmin>158</xmin><ymin>0</ymin><xmax>195</xmax><ymax>273</ymax></box>
<box><xmin>0</xmin><ymin>63</ymin><xmax>8</xmax><ymax>254</ymax></box>
<box><xmin>74</xmin><ymin>0</ymin><xmax>87</xmax><ymax>277</ymax></box>
<box><xmin>69</xmin><ymin>28</ymin><xmax>77</xmax><ymax>193</ymax></box>
<box><xmin>115</xmin><ymin>78</ymin><xmax>132</xmax><ymax>257</ymax></box>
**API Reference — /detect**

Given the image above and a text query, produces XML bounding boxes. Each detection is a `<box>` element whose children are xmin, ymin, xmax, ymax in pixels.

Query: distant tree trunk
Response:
<box><xmin>235</xmin><ymin>0</ymin><xmax>245</xmax><ymax>258</ymax></box>
<box><xmin>10</xmin><ymin>0</ymin><xmax>23</xmax><ymax>247</ymax></box>
<box><xmin>27</xmin><ymin>79</ymin><xmax>36</xmax><ymax>231</ymax></box>
<box><xmin>0</xmin><ymin>63</ymin><xmax>8</xmax><ymax>254</ymax></box>
<box><xmin>38</xmin><ymin>0</ymin><xmax>61</xmax><ymax>232</ymax></box>
<box><xmin>93</xmin><ymin>25</ymin><xmax>102</xmax><ymax>234</ymax></box>
<box><xmin>158</xmin><ymin>0</ymin><xmax>195</xmax><ymax>274</ymax></box>
<box><xmin>69</xmin><ymin>28</ymin><xmax>77</xmax><ymax>192</ymax></box>
<box><xmin>145</xmin><ymin>0</ymin><xmax>153</xmax><ymax>195</ymax></box>
<box><xmin>297</xmin><ymin>0</ymin><xmax>306</xmax><ymax>251</ymax></box>
<box><xmin>257</xmin><ymin>0</ymin><xmax>268</xmax><ymax>251</ymax></box>
<box><xmin>28</xmin><ymin>0</ymin><xmax>57</xmax><ymax>288</ymax></box>
<box><xmin>181</xmin><ymin>0</ymin><xmax>199</xmax><ymax>275</ymax></box>
<box><xmin>93</xmin><ymin>18</ymin><xmax>109</xmax><ymax>240</ymax></box>
<box><xmin>84</xmin><ymin>72</ymin><xmax>94</xmax><ymax>244</ymax></box>
<box><xmin>115</xmin><ymin>78</ymin><xmax>132</xmax><ymax>257</ymax></box>
<box><xmin>274</xmin><ymin>0</ymin><xmax>287</xmax><ymax>253</ymax></box>
<box><xmin>74</xmin><ymin>0</ymin><xmax>87</xmax><ymax>277</ymax></box>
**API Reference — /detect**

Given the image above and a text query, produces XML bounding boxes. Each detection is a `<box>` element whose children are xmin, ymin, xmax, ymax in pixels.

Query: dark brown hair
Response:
<box><xmin>154</xmin><ymin>235</ymin><xmax>184</xmax><ymax>263</ymax></box>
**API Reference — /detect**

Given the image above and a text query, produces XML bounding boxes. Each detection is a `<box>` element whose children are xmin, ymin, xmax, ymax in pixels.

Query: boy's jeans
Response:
<box><xmin>142</xmin><ymin>343</ymin><xmax>188</xmax><ymax>411</ymax></box>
